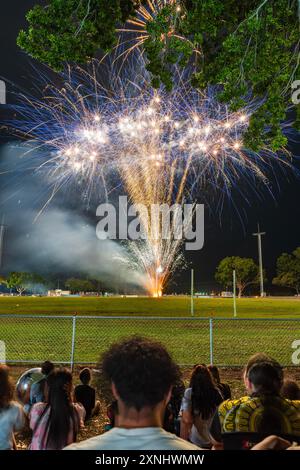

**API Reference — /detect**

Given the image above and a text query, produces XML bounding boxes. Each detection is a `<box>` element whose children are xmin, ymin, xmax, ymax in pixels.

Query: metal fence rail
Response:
<box><xmin>0</xmin><ymin>314</ymin><xmax>300</xmax><ymax>367</ymax></box>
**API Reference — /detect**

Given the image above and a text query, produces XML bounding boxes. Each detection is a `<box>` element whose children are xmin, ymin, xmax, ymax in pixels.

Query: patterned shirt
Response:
<box><xmin>218</xmin><ymin>395</ymin><xmax>300</xmax><ymax>436</ymax></box>
<box><xmin>29</xmin><ymin>402</ymin><xmax>85</xmax><ymax>450</ymax></box>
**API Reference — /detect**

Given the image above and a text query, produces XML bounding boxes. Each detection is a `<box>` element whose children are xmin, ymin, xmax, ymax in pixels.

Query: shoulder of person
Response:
<box><xmin>3</xmin><ymin>401</ymin><xmax>24</xmax><ymax>417</ymax></box>
<box><xmin>8</xmin><ymin>400</ymin><xmax>23</xmax><ymax>410</ymax></box>
<box><xmin>29</xmin><ymin>402</ymin><xmax>47</xmax><ymax>430</ymax></box>
<box><xmin>218</xmin><ymin>396</ymin><xmax>249</xmax><ymax>414</ymax></box>
<box><xmin>30</xmin><ymin>402</ymin><xmax>47</xmax><ymax>416</ymax></box>
<box><xmin>284</xmin><ymin>398</ymin><xmax>300</xmax><ymax>409</ymax></box>
<box><xmin>64</xmin><ymin>428</ymin><xmax>200</xmax><ymax>451</ymax></box>
<box><xmin>74</xmin><ymin>384</ymin><xmax>84</xmax><ymax>391</ymax></box>
<box><xmin>64</xmin><ymin>429</ymin><xmax>118</xmax><ymax>450</ymax></box>
<box><xmin>156</xmin><ymin>429</ymin><xmax>200</xmax><ymax>450</ymax></box>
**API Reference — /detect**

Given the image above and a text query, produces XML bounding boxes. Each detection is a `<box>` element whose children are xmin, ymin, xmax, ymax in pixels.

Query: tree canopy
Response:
<box><xmin>215</xmin><ymin>256</ymin><xmax>260</xmax><ymax>297</ymax></box>
<box><xmin>17</xmin><ymin>0</ymin><xmax>300</xmax><ymax>151</ymax></box>
<box><xmin>5</xmin><ymin>272</ymin><xmax>45</xmax><ymax>295</ymax></box>
<box><xmin>17</xmin><ymin>0</ymin><xmax>142</xmax><ymax>70</ymax></box>
<box><xmin>273</xmin><ymin>248</ymin><xmax>300</xmax><ymax>294</ymax></box>
<box><xmin>65</xmin><ymin>277</ymin><xmax>96</xmax><ymax>293</ymax></box>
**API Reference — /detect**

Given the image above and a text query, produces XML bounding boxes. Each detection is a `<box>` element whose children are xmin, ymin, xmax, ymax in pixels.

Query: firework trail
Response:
<box><xmin>3</xmin><ymin>52</ymin><xmax>292</xmax><ymax>295</ymax></box>
<box><xmin>116</xmin><ymin>0</ymin><xmax>200</xmax><ymax>65</ymax></box>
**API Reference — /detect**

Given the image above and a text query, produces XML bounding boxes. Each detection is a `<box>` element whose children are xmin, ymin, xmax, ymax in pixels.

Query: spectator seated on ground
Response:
<box><xmin>74</xmin><ymin>368</ymin><xmax>100</xmax><ymax>421</ymax></box>
<box><xmin>180</xmin><ymin>365</ymin><xmax>223</xmax><ymax>449</ymax></box>
<box><xmin>208</xmin><ymin>365</ymin><xmax>231</xmax><ymax>400</ymax></box>
<box><xmin>24</xmin><ymin>361</ymin><xmax>55</xmax><ymax>414</ymax></box>
<box><xmin>281</xmin><ymin>379</ymin><xmax>300</xmax><ymax>400</ymax></box>
<box><xmin>29</xmin><ymin>368</ymin><xmax>85</xmax><ymax>450</ymax></box>
<box><xmin>210</xmin><ymin>359</ymin><xmax>300</xmax><ymax>450</ymax></box>
<box><xmin>163</xmin><ymin>377</ymin><xmax>185</xmax><ymax>436</ymax></box>
<box><xmin>0</xmin><ymin>365</ymin><xmax>25</xmax><ymax>450</ymax></box>
<box><xmin>65</xmin><ymin>336</ymin><xmax>200</xmax><ymax>450</ymax></box>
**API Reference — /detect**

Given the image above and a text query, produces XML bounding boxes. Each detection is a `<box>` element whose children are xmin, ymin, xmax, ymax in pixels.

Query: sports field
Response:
<box><xmin>0</xmin><ymin>296</ymin><xmax>300</xmax><ymax>366</ymax></box>
<box><xmin>0</xmin><ymin>295</ymin><xmax>300</xmax><ymax>317</ymax></box>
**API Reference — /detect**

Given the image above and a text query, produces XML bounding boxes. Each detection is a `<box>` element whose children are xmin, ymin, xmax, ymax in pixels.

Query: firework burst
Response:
<box><xmin>4</xmin><ymin>57</ymin><xmax>292</xmax><ymax>295</ymax></box>
<box><xmin>116</xmin><ymin>0</ymin><xmax>200</xmax><ymax>65</ymax></box>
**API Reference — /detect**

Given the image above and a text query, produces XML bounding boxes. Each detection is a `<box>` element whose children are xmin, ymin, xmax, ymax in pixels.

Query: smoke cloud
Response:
<box><xmin>0</xmin><ymin>144</ymin><xmax>144</xmax><ymax>291</ymax></box>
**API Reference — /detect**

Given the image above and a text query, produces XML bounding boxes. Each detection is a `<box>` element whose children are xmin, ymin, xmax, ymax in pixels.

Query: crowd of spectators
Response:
<box><xmin>1</xmin><ymin>336</ymin><xmax>300</xmax><ymax>451</ymax></box>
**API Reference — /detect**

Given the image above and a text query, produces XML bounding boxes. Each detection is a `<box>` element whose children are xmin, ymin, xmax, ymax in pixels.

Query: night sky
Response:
<box><xmin>0</xmin><ymin>1</ymin><xmax>300</xmax><ymax>293</ymax></box>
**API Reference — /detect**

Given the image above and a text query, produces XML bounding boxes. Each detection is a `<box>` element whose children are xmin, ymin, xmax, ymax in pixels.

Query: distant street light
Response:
<box><xmin>0</xmin><ymin>215</ymin><xmax>7</xmax><ymax>270</ymax></box>
<box><xmin>191</xmin><ymin>268</ymin><xmax>194</xmax><ymax>317</ymax></box>
<box><xmin>233</xmin><ymin>269</ymin><xmax>237</xmax><ymax>317</ymax></box>
<box><xmin>253</xmin><ymin>223</ymin><xmax>266</xmax><ymax>297</ymax></box>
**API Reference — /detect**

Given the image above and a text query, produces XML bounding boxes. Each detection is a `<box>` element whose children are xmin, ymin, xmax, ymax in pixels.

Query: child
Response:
<box><xmin>75</xmin><ymin>368</ymin><xmax>100</xmax><ymax>421</ymax></box>
<box><xmin>30</xmin><ymin>368</ymin><xmax>85</xmax><ymax>450</ymax></box>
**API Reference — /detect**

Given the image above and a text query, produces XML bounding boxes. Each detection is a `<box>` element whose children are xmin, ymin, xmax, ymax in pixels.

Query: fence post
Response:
<box><xmin>209</xmin><ymin>318</ymin><xmax>214</xmax><ymax>364</ymax></box>
<box><xmin>70</xmin><ymin>314</ymin><xmax>77</xmax><ymax>372</ymax></box>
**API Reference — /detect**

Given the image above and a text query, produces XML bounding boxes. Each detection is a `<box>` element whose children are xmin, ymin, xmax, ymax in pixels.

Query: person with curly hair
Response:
<box><xmin>65</xmin><ymin>336</ymin><xmax>199</xmax><ymax>450</ymax></box>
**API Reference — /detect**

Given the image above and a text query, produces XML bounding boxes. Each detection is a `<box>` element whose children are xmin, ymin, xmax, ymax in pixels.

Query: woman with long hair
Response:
<box><xmin>0</xmin><ymin>364</ymin><xmax>25</xmax><ymax>450</ymax></box>
<box><xmin>29</xmin><ymin>368</ymin><xmax>85</xmax><ymax>450</ymax></box>
<box><xmin>180</xmin><ymin>365</ymin><xmax>223</xmax><ymax>448</ymax></box>
<box><xmin>208</xmin><ymin>365</ymin><xmax>231</xmax><ymax>400</ymax></box>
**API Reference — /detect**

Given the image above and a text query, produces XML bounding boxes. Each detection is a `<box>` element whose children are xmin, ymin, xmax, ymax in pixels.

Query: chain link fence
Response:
<box><xmin>0</xmin><ymin>314</ymin><xmax>300</xmax><ymax>367</ymax></box>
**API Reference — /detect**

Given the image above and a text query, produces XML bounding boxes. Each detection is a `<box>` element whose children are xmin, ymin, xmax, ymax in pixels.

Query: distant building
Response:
<box><xmin>195</xmin><ymin>292</ymin><xmax>210</xmax><ymax>298</ymax></box>
<box><xmin>48</xmin><ymin>289</ymin><xmax>71</xmax><ymax>297</ymax></box>
<box><xmin>221</xmin><ymin>291</ymin><xmax>233</xmax><ymax>298</ymax></box>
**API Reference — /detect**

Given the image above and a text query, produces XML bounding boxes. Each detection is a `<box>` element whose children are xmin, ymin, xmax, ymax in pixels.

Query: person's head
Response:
<box><xmin>101</xmin><ymin>336</ymin><xmax>180</xmax><ymax>424</ymax></box>
<box><xmin>0</xmin><ymin>365</ymin><xmax>13</xmax><ymax>409</ymax></box>
<box><xmin>281</xmin><ymin>379</ymin><xmax>300</xmax><ymax>400</ymax></box>
<box><xmin>190</xmin><ymin>364</ymin><xmax>221</xmax><ymax>420</ymax></box>
<box><xmin>41</xmin><ymin>368</ymin><xmax>79</xmax><ymax>449</ymax></box>
<box><xmin>208</xmin><ymin>365</ymin><xmax>220</xmax><ymax>384</ymax></box>
<box><xmin>41</xmin><ymin>361</ymin><xmax>55</xmax><ymax>377</ymax></box>
<box><xmin>79</xmin><ymin>368</ymin><xmax>91</xmax><ymax>385</ymax></box>
<box><xmin>243</xmin><ymin>353</ymin><xmax>281</xmax><ymax>390</ymax></box>
<box><xmin>47</xmin><ymin>368</ymin><xmax>73</xmax><ymax>403</ymax></box>
<box><xmin>189</xmin><ymin>363</ymin><xmax>207</xmax><ymax>386</ymax></box>
<box><xmin>247</xmin><ymin>362</ymin><xmax>283</xmax><ymax>396</ymax></box>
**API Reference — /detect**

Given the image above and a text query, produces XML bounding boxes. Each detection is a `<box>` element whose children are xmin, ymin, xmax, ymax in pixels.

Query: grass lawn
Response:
<box><xmin>0</xmin><ymin>295</ymin><xmax>300</xmax><ymax>317</ymax></box>
<box><xmin>1</xmin><ymin>296</ymin><xmax>300</xmax><ymax>366</ymax></box>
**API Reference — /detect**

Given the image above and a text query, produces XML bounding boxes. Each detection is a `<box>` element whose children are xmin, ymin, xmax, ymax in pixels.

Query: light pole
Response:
<box><xmin>233</xmin><ymin>269</ymin><xmax>237</xmax><ymax>317</ymax></box>
<box><xmin>191</xmin><ymin>268</ymin><xmax>194</xmax><ymax>316</ymax></box>
<box><xmin>253</xmin><ymin>223</ymin><xmax>266</xmax><ymax>297</ymax></box>
<box><xmin>0</xmin><ymin>215</ymin><xmax>6</xmax><ymax>270</ymax></box>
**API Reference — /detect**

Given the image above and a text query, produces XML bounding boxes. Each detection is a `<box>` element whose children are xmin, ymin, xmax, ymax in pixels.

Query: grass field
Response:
<box><xmin>1</xmin><ymin>296</ymin><xmax>300</xmax><ymax>366</ymax></box>
<box><xmin>1</xmin><ymin>295</ymin><xmax>300</xmax><ymax>317</ymax></box>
